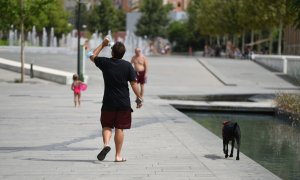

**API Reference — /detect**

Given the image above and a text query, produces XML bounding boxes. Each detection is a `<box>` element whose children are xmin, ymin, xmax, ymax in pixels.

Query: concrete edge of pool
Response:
<box><xmin>158</xmin><ymin>98</ymin><xmax>282</xmax><ymax>179</ymax></box>
<box><xmin>162</xmin><ymin>98</ymin><xmax>276</xmax><ymax>114</ymax></box>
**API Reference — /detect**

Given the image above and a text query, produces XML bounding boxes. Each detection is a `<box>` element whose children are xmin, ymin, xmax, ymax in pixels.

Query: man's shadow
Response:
<box><xmin>24</xmin><ymin>158</ymin><xmax>115</xmax><ymax>164</ymax></box>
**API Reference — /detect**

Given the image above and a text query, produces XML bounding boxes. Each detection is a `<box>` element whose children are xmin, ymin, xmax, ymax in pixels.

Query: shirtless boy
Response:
<box><xmin>131</xmin><ymin>48</ymin><xmax>149</xmax><ymax>98</ymax></box>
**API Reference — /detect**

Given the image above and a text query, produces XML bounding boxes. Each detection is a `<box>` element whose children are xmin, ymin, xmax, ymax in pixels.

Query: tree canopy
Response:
<box><xmin>290</xmin><ymin>0</ymin><xmax>300</xmax><ymax>28</ymax></box>
<box><xmin>135</xmin><ymin>0</ymin><xmax>173</xmax><ymax>39</ymax></box>
<box><xmin>0</xmin><ymin>0</ymin><xmax>71</xmax><ymax>38</ymax></box>
<box><xmin>86</xmin><ymin>0</ymin><xmax>125</xmax><ymax>34</ymax></box>
<box><xmin>186</xmin><ymin>0</ymin><xmax>297</xmax><ymax>53</ymax></box>
<box><xmin>187</xmin><ymin>0</ymin><xmax>296</xmax><ymax>36</ymax></box>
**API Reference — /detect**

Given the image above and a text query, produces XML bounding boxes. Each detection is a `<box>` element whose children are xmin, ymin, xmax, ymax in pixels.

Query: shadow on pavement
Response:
<box><xmin>204</xmin><ymin>154</ymin><xmax>223</xmax><ymax>160</ymax></box>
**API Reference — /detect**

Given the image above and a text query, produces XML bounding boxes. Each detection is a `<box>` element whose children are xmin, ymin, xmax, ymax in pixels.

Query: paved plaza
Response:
<box><xmin>1</xmin><ymin>50</ymin><xmax>298</xmax><ymax>180</ymax></box>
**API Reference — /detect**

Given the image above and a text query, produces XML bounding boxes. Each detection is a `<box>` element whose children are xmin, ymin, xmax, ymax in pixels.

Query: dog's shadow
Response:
<box><xmin>204</xmin><ymin>154</ymin><xmax>223</xmax><ymax>160</ymax></box>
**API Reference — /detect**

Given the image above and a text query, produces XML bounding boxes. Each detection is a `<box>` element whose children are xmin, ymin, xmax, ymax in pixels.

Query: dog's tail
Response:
<box><xmin>233</xmin><ymin>122</ymin><xmax>240</xmax><ymax>132</ymax></box>
<box><xmin>233</xmin><ymin>122</ymin><xmax>238</xmax><ymax>129</ymax></box>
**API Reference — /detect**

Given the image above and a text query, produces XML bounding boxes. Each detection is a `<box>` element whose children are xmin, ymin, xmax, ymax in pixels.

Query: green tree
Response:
<box><xmin>167</xmin><ymin>21</ymin><xmax>189</xmax><ymax>52</ymax></box>
<box><xmin>0</xmin><ymin>0</ymin><xmax>71</xmax><ymax>83</ymax></box>
<box><xmin>0</xmin><ymin>0</ymin><xmax>19</xmax><ymax>34</ymax></box>
<box><xmin>187</xmin><ymin>0</ymin><xmax>295</xmax><ymax>54</ymax></box>
<box><xmin>74</xmin><ymin>2</ymin><xmax>89</xmax><ymax>34</ymax></box>
<box><xmin>45</xmin><ymin>0</ymin><xmax>72</xmax><ymax>38</ymax></box>
<box><xmin>167</xmin><ymin>21</ymin><xmax>203</xmax><ymax>52</ymax></box>
<box><xmin>263</xmin><ymin>0</ymin><xmax>295</xmax><ymax>54</ymax></box>
<box><xmin>0</xmin><ymin>0</ymin><xmax>71</xmax><ymax>39</ymax></box>
<box><xmin>116</xmin><ymin>9</ymin><xmax>126</xmax><ymax>31</ymax></box>
<box><xmin>86</xmin><ymin>7</ymin><xmax>100</xmax><ymax>33</ymax></box>
<box><xmin>290</xmin><ymin>0</ymin><xmax>300</xmax><ymax>28</ymax></box>
<box><xmin>188</xmin><ymin>0</ymin><xmax>242</xmax><ymax>37</ymax></box>
<box><xmin>87</xmin><ymin>0</ymin><xmax>124</xmax><ymax>34</ymax></box>
<box><xmin>135</xmin><ymin>0</ymin><xmax>172</xmax><ymax>39</ymax></box>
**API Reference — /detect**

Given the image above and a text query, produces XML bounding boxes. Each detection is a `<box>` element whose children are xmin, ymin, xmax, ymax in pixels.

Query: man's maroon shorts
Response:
<box><xmin>137</xmin><ymin>71</ymin><xmax>146</xmax><ymax>84</ymax></box>
<box><xmin>100</xmin><ymin>108</ymin><xmax>132</xmax><ymax>129</ymax></box>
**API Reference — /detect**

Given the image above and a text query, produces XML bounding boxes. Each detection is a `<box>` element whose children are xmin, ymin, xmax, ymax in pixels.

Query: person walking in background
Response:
<box><xmin>131</xmin><ymin>48</ymin><xmax>149</xmax><ymax>98</ymax></box>
<box><xmin>71</xmin><ymin>74</ymin><xmax>87</xmax><ymax>107</ymax></box>
<box><xmin>88</xmin><ymin>38</ymin><xmax>143</xmax><ymax>162</ymax></box>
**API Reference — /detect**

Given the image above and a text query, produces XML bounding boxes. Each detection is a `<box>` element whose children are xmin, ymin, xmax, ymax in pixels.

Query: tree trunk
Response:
<box><xmin>257</xmin><ymin>31</ymin><xmax>262</xmax><ymax>52</ymax></box>
<box><xmin>269</xmin><ymin>29</ymin><xmax>273</xmax><ymax>54</ymax></box>
<box><xmin>251</xmin><ymin>30</ymin><xmax>254</xmax><ymax>50</ymax></box>
<box><xmin>20</xmin><ymin>0</ymin><xmax>25</xmax><ymax>83</ymax></box>
<box><xmin>233</xmin><ymin>34</ymin><xmax>237</xmax><ymax>48</ymax></box>
<box><xmin>278</xmin><ymin>20</ymin><xmax>283</xmax><ymax>55</ymax></box>
<box><xmin>223</xmin><ymin>35</ymin><xmax>226</xmax><ymax>47</ymax></box>
<box><xmin>217</xmin><ymin>35</ymin><xmax>220</xmax><ymax>46</ymax></box>
<box><xmin>242</xmin><ymin>32</ymin><xmax>245</xmax><ymax>53</ymax></box>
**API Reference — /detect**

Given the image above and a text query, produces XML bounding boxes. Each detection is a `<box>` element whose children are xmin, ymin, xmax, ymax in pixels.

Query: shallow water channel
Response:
<box><xmin>183</xmin><ymin>111</ymin><xmax>300</xmax><ymax>180</ymax></box>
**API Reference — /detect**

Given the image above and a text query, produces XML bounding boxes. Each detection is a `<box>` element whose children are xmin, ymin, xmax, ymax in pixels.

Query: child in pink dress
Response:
<box><xmin>71</xmin><ymin>74</ymin><xmax>87</xmax><ymax>107</ymax></box>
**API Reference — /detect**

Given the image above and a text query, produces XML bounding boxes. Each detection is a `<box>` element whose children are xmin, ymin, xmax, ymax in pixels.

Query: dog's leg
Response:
<box><xmin>223</xmin><ymin>140</ymin><xmax>228</xmax><ymax>158</ymax></box>
<box><xmin>230</xmin><ymin>139</ymin><xmax>235</xmax><ymax>157</ymax></box>
<box><xmin>223</xmin><ymin>140</ymin><xmax>226</xmax><ymax>154</ymax></box>
<box><xmin>235</xmin><ymin>124</ymin><xmax>241</xmax><ymax>160</ymax></box>
<box><xmin>236</xmin><ymin>138</ymin><xmax>240</xmax><ymax>160</ymax></box>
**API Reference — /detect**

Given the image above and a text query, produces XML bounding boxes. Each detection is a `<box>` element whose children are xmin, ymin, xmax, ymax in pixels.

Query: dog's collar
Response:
<box><xmin>223</xmin><ymin>121</ymin><xmax>230</xmax><ymax>125</ymax></box>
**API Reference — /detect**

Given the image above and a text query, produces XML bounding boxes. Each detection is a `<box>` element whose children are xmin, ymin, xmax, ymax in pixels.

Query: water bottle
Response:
<box><xmin>105</xmin><ymin>36</ymin><xmax>114</xmax><ymax>47</ymax></box>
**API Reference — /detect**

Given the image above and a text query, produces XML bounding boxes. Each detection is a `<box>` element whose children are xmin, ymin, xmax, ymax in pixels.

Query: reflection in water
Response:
<box><xmin>184</xmin><ymin>112</ymin><xmax>300</xmax><ymax>180</ymax></box>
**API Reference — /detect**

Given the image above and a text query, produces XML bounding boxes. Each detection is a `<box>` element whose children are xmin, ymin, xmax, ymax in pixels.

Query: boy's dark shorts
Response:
<box><xmin>100</xmin><ymin>106</ymin><xmax>133</xmax><ymax>129</ymax></box>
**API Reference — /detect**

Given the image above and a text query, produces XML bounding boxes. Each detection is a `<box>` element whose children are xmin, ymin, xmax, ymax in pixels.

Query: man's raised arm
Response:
<box><xmin>89</xmin><ymin>38</ymin><xmax>109</xmax><ymax>63</ymax></box>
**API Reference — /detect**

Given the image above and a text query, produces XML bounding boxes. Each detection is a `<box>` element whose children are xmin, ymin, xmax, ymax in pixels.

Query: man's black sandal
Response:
<box><xmin>97</xmin><ymin>146</ymin><xmax>111</xmax><ymax>161</ymax></box>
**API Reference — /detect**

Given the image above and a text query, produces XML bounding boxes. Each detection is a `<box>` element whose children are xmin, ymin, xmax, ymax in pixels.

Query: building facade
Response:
<box><xmin>284</xmin><ymin>26</ymin><xmax>300</xmax><ymax>55</ymax></box>
<box><xmin>114</xmin><ymin>0</ymin><xmax>140</xmax><ymax>12</ymax></box>
<box><xmin>164</xmin><ymin>0</ymin><xmax>189</xmax><ymax>11</ymax></box>
<box><xmin>115</xmin><ymin>0</ymin><xmax>189</xmax><ymax>12</ymax></box>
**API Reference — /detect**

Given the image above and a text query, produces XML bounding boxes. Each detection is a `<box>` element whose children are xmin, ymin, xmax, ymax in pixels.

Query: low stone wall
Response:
<box><xmin>252</xmin><ymin>54</ymin><xmax>300</xmax><ymax>82</ymax></box>
<box><xmin>287</xmin><ymin>58</ymin><xmax>300</xmax><ymax>81</ymax></box>
<box><xmin>253</xmin><ymin>55</ymin><xmax>284</xmax><ymax>72</ymax></box>
<box><xmin>0</xmin><ymin>57</ymin><xmax>74</xmax><ymax>84</ymax></box>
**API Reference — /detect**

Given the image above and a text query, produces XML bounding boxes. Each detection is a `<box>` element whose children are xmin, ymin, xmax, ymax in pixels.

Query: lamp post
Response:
<box><xmin>20</xmin><ymin>0</ymin><xmax>25</xmax><ymax>83</ymax></box>
<box><xmin>77</xmin><ymin>0</ymin><xmax>81</xmax><ymax>76</ymax></box>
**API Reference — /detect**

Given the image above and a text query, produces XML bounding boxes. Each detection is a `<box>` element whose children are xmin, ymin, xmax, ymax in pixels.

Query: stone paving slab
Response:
<box><xmin>0</xmin><ymin>80</ymin><xmax>280</xmax><ymax>179</ymax></box>
<box><xmin>197</xmin><ymin>57</ymin><xmax>297</xmax><ymax>89</ymax></box>
<box><xmin>0</xmin><ymin>54</ymin><xmax>289</xmax><ymax>179</ymax></box>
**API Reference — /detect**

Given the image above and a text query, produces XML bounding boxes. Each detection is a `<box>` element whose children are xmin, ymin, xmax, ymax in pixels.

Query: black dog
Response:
<box><xmin>222</xmin><ymin>121</ymin><xmax>241</xmax><ymax>160</ymax></box>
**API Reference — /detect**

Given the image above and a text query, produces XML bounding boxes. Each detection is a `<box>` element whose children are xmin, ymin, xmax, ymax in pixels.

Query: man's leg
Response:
<box><xmin>140</xmin><ymin>84</ymin><xmax>145</xmax><ymax>97</ymax></box>
<box><xmin>102</xmin><ymin>127</ymin><xmax>112</xmax><ymax>146</ymax></box>
<box><xmin>97</xmin><ymin>127</ymin><xmax>112</xmax><ymax>161</ymax></box>
<box><xmin>114</xmin><ymin>128</ymin><xmax>124</xmax><ymax>161</ymax></box>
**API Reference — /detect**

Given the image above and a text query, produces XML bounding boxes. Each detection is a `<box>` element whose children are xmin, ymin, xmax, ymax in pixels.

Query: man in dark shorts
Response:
<box><xmin>89</xmin><ymin>38</ymin><xmax>143</xmax><ymax>162</ymax></box>
<box><xmin>131</xmin><ymin>48</ymin><xmax>148</xmax><ymax>98</ymax></box>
